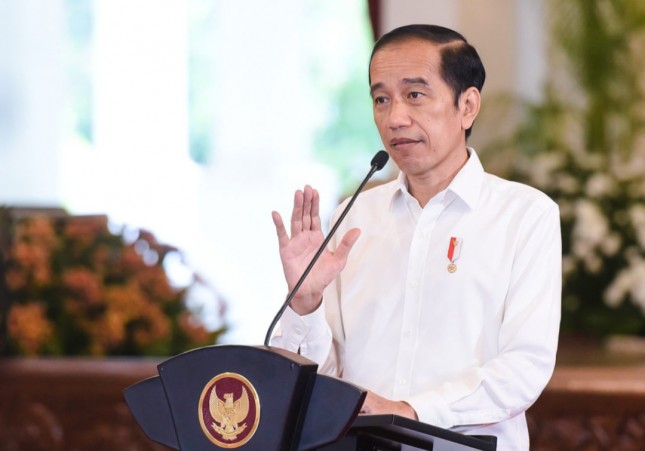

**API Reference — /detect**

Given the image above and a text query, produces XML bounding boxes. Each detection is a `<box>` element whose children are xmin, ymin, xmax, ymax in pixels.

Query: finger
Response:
<box><xmin>334</xmin><ymin>228</ymin><xmax>361</xmax><ymax>262</ymax></box>
<box><xmin>311</xmin><ymin>188</ymin><xmax>322</xmax><ymax>231</ymax></box>
<box><xmin>271</xmin><ymin>211</ymin><xmax>289</xmax><ymax>247</ymax></box>
<box><xmin>302</xmin><ymin>185</ymin><xmax>313</xmax><ymax>230</ymax></box>
<box><xmin>290</xmin><ymin>189</ymin><xmax>304</xmax><ymax>237</ymax></box>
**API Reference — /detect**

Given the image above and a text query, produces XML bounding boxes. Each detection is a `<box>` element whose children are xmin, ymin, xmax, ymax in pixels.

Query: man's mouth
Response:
<box><xmin>390</xmin><ymin>138</ymin><xmax>420</xmax><ymax>148</ymax></box>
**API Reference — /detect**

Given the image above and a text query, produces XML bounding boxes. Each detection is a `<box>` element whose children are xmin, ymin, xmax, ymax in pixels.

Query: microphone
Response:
<box><xmin>264</xmin><ymin>150</ymin><xmax>389</xmax><ymax>346</ymax></box>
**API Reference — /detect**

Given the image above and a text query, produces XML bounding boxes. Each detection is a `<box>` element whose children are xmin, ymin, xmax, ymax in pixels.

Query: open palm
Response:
<box><xmin>272</xmin><ymin>185</ymin><xmax>360</xmax><ymax>315</ymax></box>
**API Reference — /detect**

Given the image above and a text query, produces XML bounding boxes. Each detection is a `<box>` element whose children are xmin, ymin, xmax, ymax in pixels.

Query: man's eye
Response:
<box><xmin>374</xmin><ymin>96</ymin><xmax>387</xmax><ymax>105</ymax></box>
<box><xmin>409</xmin><ymin>92</ymin><xmax>423</xmax><ymax>99</ymax></box>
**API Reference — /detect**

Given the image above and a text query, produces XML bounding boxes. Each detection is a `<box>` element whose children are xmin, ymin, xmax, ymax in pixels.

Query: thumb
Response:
<box><xmin>272</xmin><ymin>211</ymin><xmax>289</xmax><ymax>246</ymax></box>
<box><xmin>334</xmin><ymin>228</ymin><xmax>361</xmax><ymax>262</ymax></box>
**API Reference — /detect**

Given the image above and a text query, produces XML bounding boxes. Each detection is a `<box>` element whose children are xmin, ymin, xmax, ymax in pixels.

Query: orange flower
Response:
<box><xmin>91</xmin><ymin>244</ymin><xmax>112</xmax><ymax>275</ymax></box>
<box><xmin>5</xmin><ymin>268</ymin><xmax>27</xmax><ymax>291</ymax></box>
<box><xmin>103</xmin><ymin>284</ymin><xmax>148</xmax><ymax>322</ymax></box>
<box><xmin>136</xmin><ymin>265</ymin><xmax>178</xmax><ymax>303</ymax></box>
<box><xmin>63</xmin><ymin>216</ymin><xmax>108</xmax><ymax>248</ymax></box>
<box><xmin>90</xmin><ymin>309</ymin><xmax>127</xmax><ymax>352</ymax></box>
<box><xmin>7</xmin><ymin>303</ymin><xmax>54</xmax><ymax>356</ymax></box>
<box><xmin>62</xmin><ymin>267</ymin><xmax>103</xmax><ymax>306</ymax></box>
<box><xmin>15</xmin><ymin>216</ymin><xmax>57</xmax><ymax>250</ymax></box>
<box><xmin>10</xmin><ymin>242</ymin><xmax>54</xmax><ymax>287</ymax></box>
<box><xmin>118</xmin><ymin>246</ymin><xmax>147</xmax><ymax>275</ymax></box>
<box><xmin>132</xmin><ymin>303</ymin><xmax>171</xmax><ymax>347</ymax></box>
<box><xmin>2</xmin><ymin>210</ymin><xmax>224</xmax><ymax>357</ymax></box>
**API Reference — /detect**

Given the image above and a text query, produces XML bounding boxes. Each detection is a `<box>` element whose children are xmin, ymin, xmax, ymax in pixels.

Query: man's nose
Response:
<box><xmin>387</xmin><ymin>99</ymin><xmax>412</xmax><ymax>129</ymax></box>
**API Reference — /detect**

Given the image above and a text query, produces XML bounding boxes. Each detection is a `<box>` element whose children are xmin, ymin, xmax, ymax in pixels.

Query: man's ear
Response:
<box><xmin>459</xmin><ymin>87</ymin><xmax>481</xmax><ymax>131</ymax></box>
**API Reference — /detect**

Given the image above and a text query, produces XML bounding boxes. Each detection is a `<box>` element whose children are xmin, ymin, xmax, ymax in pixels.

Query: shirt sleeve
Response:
<box><xmin>269</xmin><ymin>304</ymin><xmax>333</xmax><ymax>366</ymax></box>
<box><xmin>403</xmin><ymin>202</ymin><xmax>562</xmax><ymax>428</ymax></box>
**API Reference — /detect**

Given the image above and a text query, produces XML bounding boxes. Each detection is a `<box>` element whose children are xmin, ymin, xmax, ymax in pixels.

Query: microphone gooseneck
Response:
<box><xmin>263</xmin><ymin>150</ymin><xmax>389</xmax><ymax>346</ymax></box>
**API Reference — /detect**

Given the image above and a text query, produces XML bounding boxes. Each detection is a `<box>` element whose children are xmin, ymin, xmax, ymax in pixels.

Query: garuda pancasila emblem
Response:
<box><xmin>209</xmin><ymin>385</ymin><xmax>250</xmax><ymax>440</ymax></box>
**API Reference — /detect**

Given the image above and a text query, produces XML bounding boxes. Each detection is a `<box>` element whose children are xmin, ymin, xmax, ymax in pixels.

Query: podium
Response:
<box><xmin>124</xmin><ymin>345</ymin><xmax>496</xmax><ymax>450</ymax></box>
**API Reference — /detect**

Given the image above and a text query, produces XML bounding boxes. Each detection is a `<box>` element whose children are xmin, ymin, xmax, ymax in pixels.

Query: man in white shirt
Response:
<box><xmin>271</xmin><ymin>24</ymin><xmax>561</xmax><ymax>450</ymax></box>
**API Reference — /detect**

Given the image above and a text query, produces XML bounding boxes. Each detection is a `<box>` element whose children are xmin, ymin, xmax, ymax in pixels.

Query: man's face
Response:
<box><xmin>369</xmin><ymin>38</ymin><xmax>477</xmax><ymax>181</ymax></box>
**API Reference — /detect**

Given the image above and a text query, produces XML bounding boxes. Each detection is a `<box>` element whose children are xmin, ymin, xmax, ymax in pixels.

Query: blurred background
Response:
<box><xmin>0</xmin><ymin>0</ymin><xmax>645</xmax><ymax>344</ymax></box>
<box><xmin>0</xmin><ymin>0</ymin><xmax>558</xmax><ymax>347</ymax></box>
<box><xmin>0</xmin><ymin>0</ymin><xmax>382</xmax><ymax>346</ymax></box>
<box><xmin>1</xmin><ymin>0</ymin><xmax>645</xmax><ymax>449</ymax></box>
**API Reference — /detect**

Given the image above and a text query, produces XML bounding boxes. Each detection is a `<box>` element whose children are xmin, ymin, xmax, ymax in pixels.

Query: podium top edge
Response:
<box><xmin>159</xmin><ymin>344</ymin><xmax>319</xmax><ymax>369</ymax></box>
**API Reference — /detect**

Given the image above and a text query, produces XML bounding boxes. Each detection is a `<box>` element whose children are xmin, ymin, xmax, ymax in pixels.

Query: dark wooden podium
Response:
<box><xmin>124</xmin><ymin>345</ymin><xmax>496</xmax><ymax>450</ymax></box>
<box><xmin>321</xmin><ymin>415</ymin><xmax>496</xmax><ymax>451</ymax></box>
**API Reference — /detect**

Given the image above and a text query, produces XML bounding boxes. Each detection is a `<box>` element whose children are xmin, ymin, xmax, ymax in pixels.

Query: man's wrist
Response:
<box><xmin>291</xmin><ymin>296</ymin><xmax>323</xmax><ymax>315</ymax></box>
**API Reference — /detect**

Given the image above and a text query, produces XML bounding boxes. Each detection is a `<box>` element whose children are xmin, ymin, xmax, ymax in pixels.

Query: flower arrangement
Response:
<box><xmin>483</xmin><ymin>0</ymin><xmax>645</xmax><ymax>337</ymax></box>
<box><xmin>511</xmin><ymin>128</ymin><xmax>645</xmax><ymax>337</ymax></box>
<box><xmin>0</xmin><ymin>208</ymin><xmax>225</xmax><ymax>356</ymax></box>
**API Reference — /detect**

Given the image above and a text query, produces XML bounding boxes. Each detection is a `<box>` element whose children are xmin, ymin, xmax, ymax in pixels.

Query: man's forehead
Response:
<box><xmin>369</xmin><ymin>41</ymin><xmax>441</xmax><ymax>87</ymax></box>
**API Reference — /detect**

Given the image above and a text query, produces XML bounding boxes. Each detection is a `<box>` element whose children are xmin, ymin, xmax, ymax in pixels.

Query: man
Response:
<box><xmin>271</xmin><ymin>24</ymin><xmax>561</xmax><ymax>450</ymax></box>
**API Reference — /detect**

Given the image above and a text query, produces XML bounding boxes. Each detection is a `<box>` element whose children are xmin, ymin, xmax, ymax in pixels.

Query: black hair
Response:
<box><xmin>370</xmin><ymin>24</ymin><xmax>486</xmax><ymax>138</ymax></box>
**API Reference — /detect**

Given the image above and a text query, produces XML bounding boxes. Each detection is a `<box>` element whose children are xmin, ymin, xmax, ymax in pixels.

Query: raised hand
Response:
<box><xmin>272</xmin><ymin>185</ymin><xmax>360</xmax><ymax>315</ymax></box>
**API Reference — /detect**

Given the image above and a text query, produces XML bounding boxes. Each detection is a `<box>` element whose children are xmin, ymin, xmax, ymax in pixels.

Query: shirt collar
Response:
<box><xmin>447</xmin><ymin>147</ymin><xmax>484</xmax><ymax>209</ymax></box>
<box><xmin>389</xmin><ymin>147</ymin><xmax>485</xmax><ymax>210</ymax></box>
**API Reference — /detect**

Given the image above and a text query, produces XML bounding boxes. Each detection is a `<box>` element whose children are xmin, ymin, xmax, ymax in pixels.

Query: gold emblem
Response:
<box><xmin>211</xmin><ymin>386</ymin><xmax>249</xmax><ymax>440</ymax></box>
<box><xmin>447</xmin><ymin>263</ymin><xmax>457</xmax><ymax>273</ymax></box>
<box><xmin>198</xmin><ymin>372</ymin><xmax>260</xmax><ymax>448</ymax></box>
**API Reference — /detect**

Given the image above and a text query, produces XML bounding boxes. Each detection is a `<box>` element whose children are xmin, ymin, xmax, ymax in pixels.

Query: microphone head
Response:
<box><xmin>371</xmin><ymin>150</ymin><xmax>389</xmax><ymax>171</ymax></box>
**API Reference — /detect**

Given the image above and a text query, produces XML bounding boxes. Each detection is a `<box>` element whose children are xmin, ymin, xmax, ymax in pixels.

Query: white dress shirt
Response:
<box><xmin>273</xmin><ymin>149</ymin><xmax>562</xmax><ymax>450</ymax></box>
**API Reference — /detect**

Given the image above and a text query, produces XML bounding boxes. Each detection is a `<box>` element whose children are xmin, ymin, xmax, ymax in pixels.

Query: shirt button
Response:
<box><xmin>410</xmin><ymin>280</ymin><xmax>418</xmax><ymax>288</ymax></box>
<box><xmin>403</xmin><ymin>330</ymin><xmax>412</xmax><ymax>338</ymax></box>
<box><xmin>398</xmin><ymin>379</ymin><xmax>408</xmax><ymax>385</ymax></box>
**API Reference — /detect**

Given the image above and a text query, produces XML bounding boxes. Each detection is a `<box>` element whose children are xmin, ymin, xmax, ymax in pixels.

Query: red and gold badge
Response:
<box><xmin>447</xmin><ymin>237</ymin><xmax>462</xmax><ymax>273</ymax></box>
<box><xmin>198</xmin><ymin>372</ymin><xmax>260</xmax><ymax>448</ymax></box>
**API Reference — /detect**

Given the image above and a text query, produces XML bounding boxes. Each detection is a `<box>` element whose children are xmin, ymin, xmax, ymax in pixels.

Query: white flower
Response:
<box><xmin>556</xmin><ymin>174</ymin><xmax>580</xmax><ymax>194</ymax></box>
<box><xmin>612</xmin><ymin>147</ymin><xmax>645</xmax><ymax>182</ymax></box>
<box><xmin>585</xmin><ymin>173</ymin><xmax>616</xmax><ymax>198</ymax></box>
<box><xmin>571</xmin><ymin>199</ymin><xmax>609</xmax><ymax>259</ymax></box>
<box><xmin>604</xmin><ymin>267</ymin><xmax>632</xmax><ymax>308</ymax></box>
<box><xmin>530</xmin><ymin>152</ymin><xmax>566</xmax><ymax>188</ymax></box>
<box><xmin>583</xmin><ymin>253</ymin><xmax>603</xmax><ymax>273</ymax></box>
<box><xmin>604</xmin><ymin>257</ymin><xmax>645</xmax><ymax>316</ymax></box>
<box><xmin>571</xmin><ymin>148</ymin><xmax>604</xmax><ymax>171</ymax></box>
<box><xmin>627</xmin><ymin>260</ymin><xmax>645</xmax><ymax>315</ymax></box>
<box><xmin>600</xmin><ymin>233</ymin><xmax>622</xmax><ymax>257</ymax></box>
<box><xmin>629</xmin><ymin>204</ymin><xmax>645</xmax><ymax>249</ymax></box>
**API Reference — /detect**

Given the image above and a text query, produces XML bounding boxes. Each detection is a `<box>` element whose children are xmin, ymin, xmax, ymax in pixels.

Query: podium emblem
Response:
<box><xmin>198</xmin><ymin>372</ymin><xmax>260</xmax><ymax>448</ymax></box>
